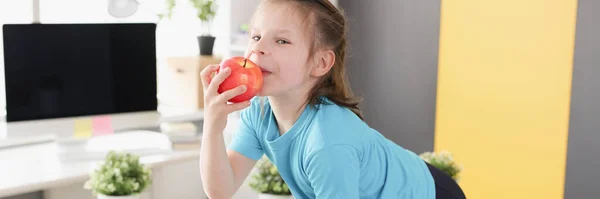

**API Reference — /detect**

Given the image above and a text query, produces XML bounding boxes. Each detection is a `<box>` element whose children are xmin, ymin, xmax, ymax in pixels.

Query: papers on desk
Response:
<box><xmin>57</xmin><ymin>130</ymin><xmax>172</xmax><ymax>161</ymax></box>
<box><xmin>160</xmin><ymin>122</ymin><xmax>202</xmax><ymax>150</ymax></box>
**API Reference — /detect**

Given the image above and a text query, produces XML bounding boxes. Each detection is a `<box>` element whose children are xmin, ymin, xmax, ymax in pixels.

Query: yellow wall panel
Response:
<box><xmin>434</xmin><ymin>0</ymin><xmax>577</xmax><ymax>198</ymax></box>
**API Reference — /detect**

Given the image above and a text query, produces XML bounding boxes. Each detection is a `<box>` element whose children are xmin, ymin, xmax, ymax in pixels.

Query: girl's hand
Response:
<box><xmin>200</xmin><ymin>65</ymin><xmax>252</xmax><ymax>134</ymax></box>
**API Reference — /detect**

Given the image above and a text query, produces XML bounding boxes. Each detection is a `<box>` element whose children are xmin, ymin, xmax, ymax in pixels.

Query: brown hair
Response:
<box><xmin>254</xmin><ymin>0</ymin><xmax>364</xmax><ymax>120</ymax></box>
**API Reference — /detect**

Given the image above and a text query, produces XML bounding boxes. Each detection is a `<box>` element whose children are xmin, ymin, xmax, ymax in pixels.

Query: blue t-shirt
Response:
<box><xmin>228</xmin><ymin>97</ymin><xmax>435</xmax><ymax>199</ymax></box>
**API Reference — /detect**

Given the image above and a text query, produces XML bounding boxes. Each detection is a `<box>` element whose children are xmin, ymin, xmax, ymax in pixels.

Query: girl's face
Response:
<box><xmin>246</xmin><ymin>2</ymin><xmax>317</xmax><ymax>98</ymax></box>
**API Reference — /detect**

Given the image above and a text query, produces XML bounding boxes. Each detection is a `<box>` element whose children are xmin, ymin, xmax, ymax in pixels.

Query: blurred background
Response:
<box><xmin>0</xmin><ymin>0</ymin><xmax>597</xmax><ymax>199</ymax></box>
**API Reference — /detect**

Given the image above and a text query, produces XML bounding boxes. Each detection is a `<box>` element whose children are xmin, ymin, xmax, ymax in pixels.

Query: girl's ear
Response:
<box><xmin>311</xmin><ymin>50</ymin><xmax>335</xmax><ymax>77</ymax></box>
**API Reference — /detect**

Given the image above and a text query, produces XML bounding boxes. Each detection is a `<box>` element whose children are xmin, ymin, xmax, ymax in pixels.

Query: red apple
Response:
<box><xmin>216</xmin><ymin>56</ymin><xmax>263</xmax><ymax>103</ymax></box>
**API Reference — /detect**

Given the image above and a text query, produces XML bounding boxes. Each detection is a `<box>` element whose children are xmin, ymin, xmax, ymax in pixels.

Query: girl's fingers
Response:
<box><xmin>218</xmin><ymin>85</ymin><xmax>247</xmax><ymax>102</ymax></box>
<box><xmin>200</xmin><ymin>65</ymin><xmax>220</xmax><ymax>92</ymax></box>
<box><xmin>206</xmin><ymin>67</ymin><xmax>231</xmax><ymax>94</ymax></box>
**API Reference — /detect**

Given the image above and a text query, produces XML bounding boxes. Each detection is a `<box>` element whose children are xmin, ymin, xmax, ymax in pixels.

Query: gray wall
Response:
<box><xmin>340</xmin><ymin>1</ymin><xmax>441</xmax><ymax>153</ymax></box>
<box><xmin>564</xmin><ymin>0</ymin><xmax>600</xmax><ymax>197</ymax></box>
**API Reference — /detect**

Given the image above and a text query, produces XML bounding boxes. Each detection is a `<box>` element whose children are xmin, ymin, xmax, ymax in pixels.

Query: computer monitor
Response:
<box><xmin>2</xmin><ymin>23</ymin><xmax>160</xmax><ymax>139</ymax></box>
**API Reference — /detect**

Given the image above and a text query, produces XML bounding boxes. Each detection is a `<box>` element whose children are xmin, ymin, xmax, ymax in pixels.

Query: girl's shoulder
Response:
<box><xmin>314</xmin><ymin>97</ymin><xmax>362</xmax><ymax>121</ymax></box>
<box><xmin>306</xmin><ymin>98</ymin><xmax>371</xmax><ymax>144</ymax></box>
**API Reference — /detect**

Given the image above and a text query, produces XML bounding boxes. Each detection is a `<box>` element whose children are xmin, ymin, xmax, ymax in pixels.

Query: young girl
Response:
<box><xmin>199</xmin><ymin>0</ymin><xmax>466</xmax><ymax>198</ymax></box>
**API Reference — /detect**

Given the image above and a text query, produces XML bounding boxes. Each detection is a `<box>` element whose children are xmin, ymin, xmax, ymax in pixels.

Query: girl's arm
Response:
<box><xmin>200</xmin><ymin>129</ymin><xmax>257</xmax><ymax>198</ymax></box>
<box><xmin>228</xmin><ymin>150</ymin><xmax>258</xmax><ymax>193</ymax></box>
<box><xmin>199</xmin><ymin>65</ymin><xmax>255</xmax><ymax>199</ymax></box>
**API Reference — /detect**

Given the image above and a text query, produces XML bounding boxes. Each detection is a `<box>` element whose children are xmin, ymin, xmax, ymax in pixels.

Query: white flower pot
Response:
<box><xmin>259</xmin><ymin>193</ymin><xmax>294</xmax><ymax>199</ymax></box>
<box><xmin>97</xmin><ymin>194</ymin><xmax>139</xmax><ymax>199</ymax></box>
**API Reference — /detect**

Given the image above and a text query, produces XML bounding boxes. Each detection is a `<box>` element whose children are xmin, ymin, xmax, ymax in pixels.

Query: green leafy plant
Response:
<box><xmin>419</xmin><ymin>150</ymin><xmax>463</xmax><ymax>182</ymax></box>
<box><xmin>190</xmin><ymin>0</ymin><xmax>216</xmax><ymax>23</ymax></box>
<box><xmin>249</xmin><ymin>157</ymin><xmax>291</xmax><ymax>195</ymax></box>
<box><xmin>84</xmin><ymin>151</ymin><xmax>152</xmax><ymax>196</ymax></box>
<box><xmin>156</xmin><ymin>0</ymin><xmax>176</xmax><ymax>20</ymax></box>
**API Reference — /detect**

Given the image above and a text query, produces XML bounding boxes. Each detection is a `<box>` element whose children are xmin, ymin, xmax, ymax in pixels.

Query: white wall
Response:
<box><xmin>0</xmin><ymin>1</ymin><xmax>33</xmax><ymax>117</ymax></box>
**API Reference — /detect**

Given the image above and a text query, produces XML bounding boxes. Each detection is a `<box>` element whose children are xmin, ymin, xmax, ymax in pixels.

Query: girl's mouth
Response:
<box><xmin>260</xmin><ymin>67</ymin><xmax>272</xmax><ymax>75</ymax></box>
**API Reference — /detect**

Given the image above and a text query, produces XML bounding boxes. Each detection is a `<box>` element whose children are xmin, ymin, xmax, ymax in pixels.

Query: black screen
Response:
<box><xmin>2</xmin><ymin>23</ymin><xmax>157</xmax><ymax>122</ymax></box>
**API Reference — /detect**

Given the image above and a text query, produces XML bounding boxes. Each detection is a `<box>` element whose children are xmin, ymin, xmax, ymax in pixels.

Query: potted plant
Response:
<box><xmin>158</xmin><ymin>0</ymin><xmax>218</xmax><ymax>56</ymax></box>
<box><xmin>419</xmin><ymin>150</ymin><xmax>463</xmax><ymax>182</ymax></box>
<box><xmin>249</xmin><ymin>157</ymin><xmax>293</xmax><ymax>199</ymax></box>
<box><xmin>84</xmin><ymin>151</ymin><xmax>152</xmax><ymax>199</ymax></box>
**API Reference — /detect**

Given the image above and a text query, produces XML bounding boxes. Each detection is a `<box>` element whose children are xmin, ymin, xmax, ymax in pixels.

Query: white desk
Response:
<box><xmin>0</xmin><ymin>112</ymin><xmax>259</xmax><ymax>199</ymax></box>
<box><xmin>0</xmin><ymin>138</ymin><xmax>204</xmax><ymax>199</ymax></box>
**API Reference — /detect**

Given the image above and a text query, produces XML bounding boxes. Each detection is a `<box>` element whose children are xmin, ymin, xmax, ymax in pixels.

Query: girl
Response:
<box><xmin>199</xmin><ymin>0</ymin><xmax>466</xmax><ymax>198</ymax></box>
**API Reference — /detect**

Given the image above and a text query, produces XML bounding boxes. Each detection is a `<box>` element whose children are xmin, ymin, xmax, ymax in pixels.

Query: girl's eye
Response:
<box><xmin>251</xmin><ymin>36</ymin><xmax>260</xmax><ymax>41</ymax></box>
<box><xmin>277</xmin><ymin>40</ymin><xmax>290</xmax><ymax>44</ymax></box>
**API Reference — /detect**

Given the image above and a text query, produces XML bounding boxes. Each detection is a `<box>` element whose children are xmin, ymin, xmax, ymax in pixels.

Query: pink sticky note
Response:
<box><xmin>92</xmin><ymin>116</ymin><xmax>114</xmax><ymax>136</ymax></box>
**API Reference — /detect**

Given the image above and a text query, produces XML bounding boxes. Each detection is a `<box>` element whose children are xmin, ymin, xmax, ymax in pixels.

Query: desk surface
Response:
<box><xmin>0</xmin><ymin>141</ymin><xmax>199</xmax><ymax>198</ymax></box>
<box><xmin>0</xmin><ymin>110</ymin><xmax>242</xmax><ymax>198</ymax></box>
